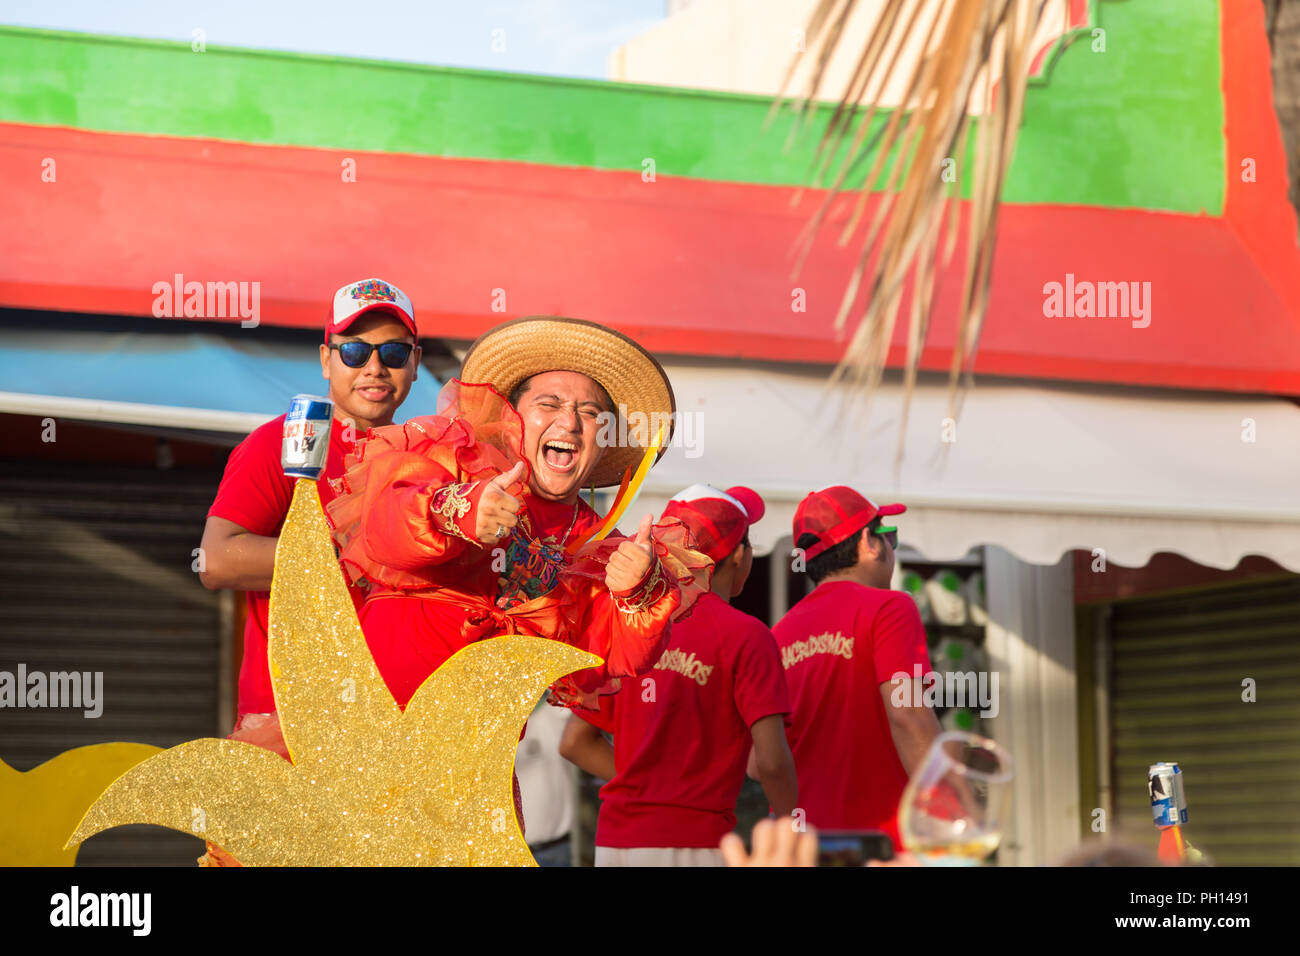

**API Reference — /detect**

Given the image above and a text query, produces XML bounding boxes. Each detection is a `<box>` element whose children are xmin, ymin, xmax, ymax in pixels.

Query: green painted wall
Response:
<box><xmin>1006</xmin><ymin>0</ymin><xmax>1223</xmax><ymax>214</ymax></box>
<box><xmin>0</xmin><ymin>0</ymin><xmax>1222</xmax><ymax>213</ymax></box>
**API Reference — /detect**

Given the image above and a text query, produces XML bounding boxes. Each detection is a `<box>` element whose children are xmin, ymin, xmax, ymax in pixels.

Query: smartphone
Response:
<box><xmin>817</xmin><ymin>830</ymin><xmax>895</xmax><ymax>866</ymax></box>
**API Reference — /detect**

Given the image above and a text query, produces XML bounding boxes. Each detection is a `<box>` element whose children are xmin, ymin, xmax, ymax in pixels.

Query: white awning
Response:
<box><xmin>627</xmin><ymin>362</ymin><xmax>1300</xmax><ymax>571</ymax></box>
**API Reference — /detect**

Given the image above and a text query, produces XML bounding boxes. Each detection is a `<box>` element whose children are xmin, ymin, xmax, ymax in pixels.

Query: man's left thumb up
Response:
<box><xmin>634</xmin><ymin>514</ymin><xmax>654</xmax><ymax>547</ymax></box>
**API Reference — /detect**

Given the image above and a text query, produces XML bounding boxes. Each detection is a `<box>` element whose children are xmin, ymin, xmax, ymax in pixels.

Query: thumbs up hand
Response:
<box><xmin>475</xmin><ymin>461</ymin><xmax>525</xmax><ymax>545</ymax></box>
<box><xmin>605</xmin><ymin>514</ymin><xmax>655</xmax><ymax>594</ymax></box>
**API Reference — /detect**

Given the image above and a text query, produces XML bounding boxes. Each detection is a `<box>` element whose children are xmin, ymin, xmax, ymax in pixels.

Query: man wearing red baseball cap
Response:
<box><xmin>559</xmin><ymin>483</ymin><xmax>798</xmax><ymax>866</ymax></box>
<box><xmin>773</xmin><ymin>485</ymin><xmax>940</xmax><ymax>849</ymax></box>
<box><xmin>197</xmin><ymin>278</ymin><xmax>421</xmax><ymax>776</ymax></box>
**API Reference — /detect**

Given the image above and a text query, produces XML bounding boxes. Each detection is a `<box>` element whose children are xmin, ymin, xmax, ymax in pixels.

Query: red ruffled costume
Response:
<box><xmin>325</xmin><ymin>381</ymin><xmax>710</xmax><ymax>712</ymax></box>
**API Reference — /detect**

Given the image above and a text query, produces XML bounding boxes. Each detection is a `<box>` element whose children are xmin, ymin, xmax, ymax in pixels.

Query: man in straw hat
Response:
<box><xmin>196</xmin><ymin>316</ymin><xmax>704</xmax><ymax>865</ymax></box>
<box><xmin>326</xmin><ymin>316</ymin><xmax>709</xmax><ymax>717</ymax></box>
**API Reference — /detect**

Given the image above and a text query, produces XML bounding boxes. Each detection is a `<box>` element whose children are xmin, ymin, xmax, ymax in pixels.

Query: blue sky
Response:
<box><xmin>0</xmin><ymin>0</ymin><xmax>668</xmax><ymax>78</ymax></box>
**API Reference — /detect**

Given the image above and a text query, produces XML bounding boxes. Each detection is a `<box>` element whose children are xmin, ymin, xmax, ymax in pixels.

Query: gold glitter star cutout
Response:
<box><xmin>67</xmin><ymin>480</ymin><xmax>601</xmax><ymax>865</ymax></box>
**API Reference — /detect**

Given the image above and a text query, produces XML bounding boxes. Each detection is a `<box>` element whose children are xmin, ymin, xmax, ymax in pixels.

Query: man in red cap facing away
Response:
<box><xmin>773</xmin><ymin>486</ymin><xmax>940</xmax><ymax>850</ymax></box>
<box><xmin>559</xmin><ymin>483</ymin><xmax>798</xmax><ymax>866</ymax></box>
<box><xmin>198</xmin><ymin>278</ymin><xmax>421</xmax><ymax>758</ymax></box>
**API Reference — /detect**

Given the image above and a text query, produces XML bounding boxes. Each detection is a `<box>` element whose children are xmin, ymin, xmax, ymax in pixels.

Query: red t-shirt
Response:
<box><xmin>580</xmin><ymin>592</ymin><xmax>791</xmax><ymax>849</ymax></box>
<box><xmin>207</xmin><ymin>414</ymin><xmax>360</xmax><ymax>716</ymax></box>
<box><xmin>772</xmin><ymin>580</ymin><xmax>931</xmax><ymax>848</ymax></box>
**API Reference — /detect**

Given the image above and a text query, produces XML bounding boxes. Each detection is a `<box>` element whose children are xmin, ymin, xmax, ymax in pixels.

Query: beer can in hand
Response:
<box><xmin>282</xmin><ymin>394</ymin><xmax>333</xmax><ymax>479</ymax></box>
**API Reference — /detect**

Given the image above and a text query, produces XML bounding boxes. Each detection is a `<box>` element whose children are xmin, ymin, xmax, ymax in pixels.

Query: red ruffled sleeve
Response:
<box><xmin>327</xmin><ymin>382</ymin><xmax>527</xmax><ymax>591</ymax></box>
<box><xmin>547</xmin><ymin>516</ymin><xmax>712</xmax><ymax>709</ymax></box>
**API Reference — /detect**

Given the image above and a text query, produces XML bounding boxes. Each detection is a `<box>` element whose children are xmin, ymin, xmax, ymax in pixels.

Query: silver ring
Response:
<box><xmin>495</xmin><ymin>524</ymin><xmax>509</xmax><ymax>539</ymax></box>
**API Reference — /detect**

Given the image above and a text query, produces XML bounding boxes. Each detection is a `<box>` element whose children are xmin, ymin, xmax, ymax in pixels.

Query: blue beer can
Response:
<box><xmin>282</xmin><ymin>394</ymin><xmax>333</xmax><ymax>479</ymax></box>
<box><xmin>1148</xmin><ymin>762</ymin><xmax>1188</xmax><ymax>827</ymax></box>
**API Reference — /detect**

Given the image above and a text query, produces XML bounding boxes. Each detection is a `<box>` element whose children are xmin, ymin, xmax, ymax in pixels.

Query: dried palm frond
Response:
<box><xmin>778</xmin><ymin>0</ymin><xmax>1056</xmax><ymax>465</ymax></box>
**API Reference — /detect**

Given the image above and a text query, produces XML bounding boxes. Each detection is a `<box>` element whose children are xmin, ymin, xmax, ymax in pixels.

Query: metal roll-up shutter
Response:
<box><xmin>0</xmin><ymin>460</ymin><xmax>223</xmax><ymax>865</ymax></box>
<box><xmin>1109</xmin><ymin>576</ymin><xmax>1300</xmax><ymax>865</ymax></box>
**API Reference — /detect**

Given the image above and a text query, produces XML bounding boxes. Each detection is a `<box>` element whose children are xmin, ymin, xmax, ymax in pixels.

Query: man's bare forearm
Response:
<box><xmin>890</xmin><ymin>709</ymin><xmax>942</xmax><ymax>777</ymax></box>
<box><xmin>558</xmin><ymin>714</ymin><xmax>617</xmax><ymax>781</ymax></box>
<box><xmin>750</xmin><ymin>714</ymin><xmax>798</xmax><ymax>817</ymax></box>
<box><xmin>199</xmin><ymin>518</ymin><xmax>278</xmax><ymax>591</ymax></box>
<box><xmin>881</xmin><ymin>681</ymin><xmax>942</xmax><ymax>778</ymax></box>
<box><xmin>758</xmin><ymin>764</ymin><xmax>799</xmax><ymax>818</ymax></box>
<box><xmin>568</xmin><ymin>736</ymin><xmax>616</xmax><ymax>782</ymax></box>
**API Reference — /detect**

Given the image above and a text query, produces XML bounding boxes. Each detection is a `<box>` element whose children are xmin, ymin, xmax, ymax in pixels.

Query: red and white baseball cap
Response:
<box><xmin>792</xmin><ymin>485</ymin><xmax>905</xmax><ymax>561</ymax></box>
<box><xmin>326</xmin><ymin>278</ymin><xmax>416</xmax><ymax>342</ymax></box>
<box><xmin>662</xmin><ymin>483</ymin><xmax>765</xmax><ymax>563</ymax></box>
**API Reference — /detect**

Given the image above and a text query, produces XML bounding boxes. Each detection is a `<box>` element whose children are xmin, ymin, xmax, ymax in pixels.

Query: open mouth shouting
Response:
<box><xmin>540</xmin><ymin>437</ymin><xmax>580</xmax><ymax>476</ymax></box>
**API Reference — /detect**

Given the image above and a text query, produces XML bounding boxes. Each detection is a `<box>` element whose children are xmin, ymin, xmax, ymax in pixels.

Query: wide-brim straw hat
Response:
<box><xmin>460</xmin><ymin>316</ymin><xmax>675</xmax><ymax>488</ymax></box>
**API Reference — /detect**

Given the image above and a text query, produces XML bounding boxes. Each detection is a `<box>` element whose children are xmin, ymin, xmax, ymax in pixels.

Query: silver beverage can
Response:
<box><xmin>282</xmin><ymin>394</ymin><xmax>333</xmax><ymax>479</ymax></box>
<box><xmin>1148</xmin><ymin>761</ymin><xmax>1188</xmax><ymax>827</ymax></box>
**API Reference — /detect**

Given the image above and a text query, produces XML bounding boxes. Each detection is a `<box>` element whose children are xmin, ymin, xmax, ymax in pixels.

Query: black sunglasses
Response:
<box><xmin>329</xmin><ymin>341</ymin><xmax>414</xmax><ymax>369</ymax></box>
<box><xmin>868</xmin><ymin>521</ymin><xmax>898</xmax><ymax>549</ymax></box>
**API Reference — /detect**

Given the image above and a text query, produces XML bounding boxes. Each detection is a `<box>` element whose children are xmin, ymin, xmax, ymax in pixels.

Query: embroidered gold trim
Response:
<box><xmin>431</xmin><ymin>481</ymin><xmax>479</xmax><ymax>544</ymax></box>
<box><xmin>614</xmin><ymin>557</ymin><xmax>667</xmax><ymax>615</ymax></box>
<box><xmin>444</xmin><ymin>520</ymin><xmax>479</xmax><ymax>545</ymax></box>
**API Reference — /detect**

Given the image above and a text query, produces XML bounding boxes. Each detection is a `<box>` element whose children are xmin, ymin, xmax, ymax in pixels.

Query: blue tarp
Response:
<box><xmin>0</xmin><ymin>329</ymin><xmax>444</xmax><ymax>424</ymax></box>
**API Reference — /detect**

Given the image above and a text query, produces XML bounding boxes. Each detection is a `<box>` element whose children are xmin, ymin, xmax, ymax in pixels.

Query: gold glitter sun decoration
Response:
<box><xmin>67</xmin><ymin>480</ymin><xmax>601</xmax><ymax>865</ymax></box>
